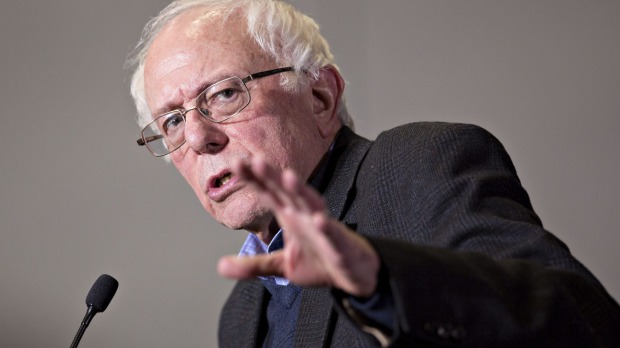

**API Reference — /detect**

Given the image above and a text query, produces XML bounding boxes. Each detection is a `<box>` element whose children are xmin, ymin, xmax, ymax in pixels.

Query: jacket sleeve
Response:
<box><xmin>349</xmin><ymin>122</ymin><xmax>620</xmax><ymax>347</ymax></box>
<box><xmin>369</xmin><ymin>237</ymin><xmax>620</xmax><ymax>347</ymax></box>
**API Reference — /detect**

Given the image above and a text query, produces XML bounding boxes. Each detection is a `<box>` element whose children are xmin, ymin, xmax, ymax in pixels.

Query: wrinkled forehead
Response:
<box><xmin>145</xmin><ymin>7</ymin><xmax>261</xmax><ymax>68</ymax></box>
<box><xmin>146</xmin><ymin>7</ymin><xmax>269</xmax><ymax>66</ymax></box>
<box><xmin>143</xmin><ymin>7</ymin><xmax>274</xmax><ymax>104</ymax></box>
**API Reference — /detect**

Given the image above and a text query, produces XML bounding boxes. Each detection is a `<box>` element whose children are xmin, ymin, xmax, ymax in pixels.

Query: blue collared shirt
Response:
<box><xmin>238</xmin><ymin>229</ymin><xmax>289</xmax><ymax>285</ymax></box>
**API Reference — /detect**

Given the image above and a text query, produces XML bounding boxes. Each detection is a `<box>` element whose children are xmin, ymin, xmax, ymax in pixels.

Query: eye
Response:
<box><xmin>199</xmin><ymin>108</ymin><xmax>210</xmax><ymax>116</ymax></box>
<box><xmin>205</xmin><ymin>79</ymin><xmax>244</xmax><ymax>106</ymax></box>
<box><xmin>200</xmin><ymin>78</ymin><xmax>248</xmax><ymax>119</ymax></box>
<box><xmin>162</xmin><ymin>113</ymin><xmax>184</xmax><ymax>135</ymax></box>
<box><xmin>213</xmin><ymin>88</ymin><xmax>239</xmax><ymax>101</ymax></box>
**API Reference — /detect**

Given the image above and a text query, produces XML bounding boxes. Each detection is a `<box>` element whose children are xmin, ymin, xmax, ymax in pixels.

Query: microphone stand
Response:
<box><xmin>70</xmin><ymin>306</ymin><xmax>96</xmax><ymax>348</ymax></box>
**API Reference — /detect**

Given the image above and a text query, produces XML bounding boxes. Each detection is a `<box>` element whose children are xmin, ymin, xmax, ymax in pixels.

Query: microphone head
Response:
<box><xmin>85</xmin><ymin>274</ymin><xmax>118</xmax><ymax>313</ymax></box>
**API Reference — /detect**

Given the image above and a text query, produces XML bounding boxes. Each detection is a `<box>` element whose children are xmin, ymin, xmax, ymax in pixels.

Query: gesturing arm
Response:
<box><xmin>217</xmin><ymin>157</ymin><xmax>381</xmax><ymax>298</ymax></box>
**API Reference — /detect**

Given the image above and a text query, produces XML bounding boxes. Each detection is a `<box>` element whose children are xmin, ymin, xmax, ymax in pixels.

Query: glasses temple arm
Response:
<box><xmin>136</xmin><ymin>134</ymin><xmax>164</xmax><ymax>146</ymax></box>
<box><xmin>243</xmin><ymin>67</ymin><xmax>294</xmax><ymax>83</ymax></box>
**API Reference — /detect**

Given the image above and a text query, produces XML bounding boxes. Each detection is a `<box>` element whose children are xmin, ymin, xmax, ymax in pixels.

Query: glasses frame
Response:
<box><xmin>137</xmin><ymin>66</ymin><xmax>294</xmax><ymax>157</ymax></box>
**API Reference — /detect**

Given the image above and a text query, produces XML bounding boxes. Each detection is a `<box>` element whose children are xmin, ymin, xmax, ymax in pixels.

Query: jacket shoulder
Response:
<box><xmin>373</xmin><ymin>121</ymin><xmax>500</xmax><ymax>148</ymax></box>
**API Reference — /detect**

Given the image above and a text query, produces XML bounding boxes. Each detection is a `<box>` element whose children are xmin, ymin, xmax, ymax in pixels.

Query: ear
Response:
<box><xmin>310</xmin><ymin>65</ymin><xmax>345</xmax><ymax>138</ymax></box>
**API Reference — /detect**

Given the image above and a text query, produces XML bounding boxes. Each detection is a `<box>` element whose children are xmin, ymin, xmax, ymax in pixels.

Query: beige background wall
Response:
<box><xmin>1</xmin><ymin>1</ymin><xmax>618</xmax><ymax>347</ymax></box>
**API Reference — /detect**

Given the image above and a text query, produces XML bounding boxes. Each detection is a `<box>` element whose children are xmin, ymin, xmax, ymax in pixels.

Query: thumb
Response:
<box><xmin>217</xmin><ymin>252</ymin><xmax>284</xmax><ymax>280</ymax></box>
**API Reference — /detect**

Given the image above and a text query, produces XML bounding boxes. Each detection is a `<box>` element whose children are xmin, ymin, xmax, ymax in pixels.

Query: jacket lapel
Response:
<box><xmin>220</xmin><ymin>280</ymin><xmax>267</xmax><ymax>347</ymax></box>
<box><xmin>322</xmin><ymin>127</ymin><xmax>372</xmax><ymax>221</ymax></box>
<box><xmin>295</xmin><ymin>287</ymin><xmax>337</xmax><ymax>347</ymax></box>
<box><xmin>293</xmin><ymin>127</ymin><xmax>372</xmax><ymax>346</ymax></box>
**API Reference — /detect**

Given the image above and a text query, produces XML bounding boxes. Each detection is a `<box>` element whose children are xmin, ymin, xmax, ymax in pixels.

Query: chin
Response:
<box><xmin>211</xmin><ymin>201</ymin><xmax>272</xmax><ymax>233</ymax></box>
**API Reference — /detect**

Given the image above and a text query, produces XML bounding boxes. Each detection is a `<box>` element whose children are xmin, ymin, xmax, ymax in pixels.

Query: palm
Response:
<box><xmin>217</xmin><ymin>158</ymin><xmax>379</xmax><ymax>297</ymax></box>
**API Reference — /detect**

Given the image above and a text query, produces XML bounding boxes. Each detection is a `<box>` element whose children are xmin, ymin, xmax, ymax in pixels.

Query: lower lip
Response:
<box><xmin>207</xmin><ymin>175</ymin><xmax>241</xmax><ymax>202</ymax></box>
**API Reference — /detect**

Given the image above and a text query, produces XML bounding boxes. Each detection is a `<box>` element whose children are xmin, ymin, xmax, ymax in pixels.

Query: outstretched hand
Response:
<box><xmin>217</xmin><ymin>157</ymin><xmax>380</xmax><ymax>297</ymax></box>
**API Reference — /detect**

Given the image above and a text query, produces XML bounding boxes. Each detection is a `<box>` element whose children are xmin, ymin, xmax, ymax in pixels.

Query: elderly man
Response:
<box><xmin>130</xmin><ymin>0</ymin><xmax>620</xmax><ymax>346</ymax></box>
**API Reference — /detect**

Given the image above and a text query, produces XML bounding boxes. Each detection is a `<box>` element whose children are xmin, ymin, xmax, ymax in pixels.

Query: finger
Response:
<box><xmin>233</xmin><ymin>158</ymin><xmax>284</xmax><ymax>209</ymax></box>
<box><xmin>310</xmin><ymin>214</ymin><xmax>381</xmax><ymax>297</ymax></box>
<box><xmin>217</xmin><ymin>252</ymin><xmax>284</xmax><ymax>279</ymax></box>
<box><xmin>233</xmin><ymin>159</ymin><xmax>262</xmax><ymax>188</ymax></box>
<box><xmin>253</xmin><ymin>163</ymin><xmax>326</xmax><ymax>214</ymax></box>
<box><xmin>312</xmin><ymin>213</ymin><xmax>350</xmax><ymax>254</ymax></box>
<box><xmin>238</xmin><ymin>157</ymin><xmax>325</xmax><ymax>214</ymax></box>
<box><xmin>250</xmin><ymin>157</ymin><xmax>298</xmax><ymax>210</ymax></box>
<box><xmin>281</xmin><ymin>169</ymin><xmax>326</xmax><ymax>213</ymax></box>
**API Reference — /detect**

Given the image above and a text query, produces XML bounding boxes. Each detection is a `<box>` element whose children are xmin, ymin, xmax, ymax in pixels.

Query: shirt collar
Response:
<box><xmin>238</xmin><ymin>228</ymin><xmax>284</xmax><ymax>257</ymax></box>
<box><xmin>238</xmin><ymin>229</ymin><xmax>288</xmax><ymax>285</ymax></box>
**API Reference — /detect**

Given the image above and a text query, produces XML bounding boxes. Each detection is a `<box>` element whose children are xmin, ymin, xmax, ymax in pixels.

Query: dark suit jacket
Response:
<box><xmin>219</xmin><ymin>123</ymin><xmax>620</xmax><ymax>347</ymax></box>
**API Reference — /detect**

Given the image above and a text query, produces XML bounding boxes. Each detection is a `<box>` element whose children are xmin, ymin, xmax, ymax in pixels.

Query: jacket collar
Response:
<box><xmin>322</xmin><ymin>126</ymin><xmax>372</xmax><ymax>221</ymax></box>
<box><xmin>295</xmin><ymin>126</ymin><xmax>372</xmax><ymax>346</ymax></box>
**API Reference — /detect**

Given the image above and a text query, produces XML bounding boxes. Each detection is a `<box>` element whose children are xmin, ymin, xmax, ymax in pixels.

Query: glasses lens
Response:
<box><xmin>198</xmin><ymin>77</ymin><xmax>250</xmax><ymax>122</ymax></box>
<box><xmin>142</xmin><ymin>111</ymin><xmax>186</xmax><ymax>156</ymax></box>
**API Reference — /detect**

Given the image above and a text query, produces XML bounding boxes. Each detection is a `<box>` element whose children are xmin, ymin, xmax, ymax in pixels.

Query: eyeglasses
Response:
<box><xmin>137</xmin><ymin>67</ymin><xmax>294</xmax><ymax>157</ymax></box>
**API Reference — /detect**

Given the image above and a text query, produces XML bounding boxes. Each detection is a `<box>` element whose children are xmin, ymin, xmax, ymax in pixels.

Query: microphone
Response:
<box><xmin>70</xmin><ymin>274</ymin><xmax>119</xmax><ymax>348</ymax></box>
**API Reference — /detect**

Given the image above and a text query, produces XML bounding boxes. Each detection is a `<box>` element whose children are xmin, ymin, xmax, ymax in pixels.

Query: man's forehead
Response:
<box><xmin>150</xmin><ymin>51</ymin><xmax>193</xmax><ymax>80</ymax></box>
<box><xmin>185</xmin><ymin>7</ymin><xmax>231</xmax><ymax>39</ymax></box>
<box><xmin>148</xmin><ymin>8</ymin><xmax>259</xmax><ymax>65</ymax></box>
<box><xmin>146</xmin><ymin>8</ymin><xmax>273</xmax><ymax>80</ymax></box>
<box><xmin>162</xmin><ymin>6</ymin><xmax>245</xmax><ymax>44</ymax></box>
<box><xmin>147</xmin><ymin>11</ymin><xmax>233</xmax><ymax>77</ymax></box>
<box><xmin>144</xmin><ymin>9</ymin><xmax>274</xmax><ymax>114</ymax></box>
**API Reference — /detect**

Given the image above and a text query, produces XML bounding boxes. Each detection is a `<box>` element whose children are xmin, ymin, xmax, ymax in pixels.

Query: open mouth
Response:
<box><xmin>214</xmin><ymin>172</ymin><xmax>233</xmax><ymax>188</ymax></box>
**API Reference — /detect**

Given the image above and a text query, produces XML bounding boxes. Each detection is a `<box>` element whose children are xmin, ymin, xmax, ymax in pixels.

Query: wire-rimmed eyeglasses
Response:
<box><xmin>136</xmin><ymin>66</ymin><xmax>294</xmax><ymax>157</ymax></box>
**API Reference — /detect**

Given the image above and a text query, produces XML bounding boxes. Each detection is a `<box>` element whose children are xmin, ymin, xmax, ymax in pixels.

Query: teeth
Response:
<box><xmin>220</xmin><ymin>174</ymin><xmax>231</xmax><ymax>185</ymax></box>
<box><xmin>215</xmin><ymin>173</ymin><xmax>232</xmax><ymax>188</ymax></box>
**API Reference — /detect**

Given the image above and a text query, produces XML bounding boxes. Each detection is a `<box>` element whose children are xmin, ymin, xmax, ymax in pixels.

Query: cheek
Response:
<box><xmin>255</xmin><ymin>124</ymin><xmax>298</xmax><ymax>168</ymax></box>
<box><xmin>172</xmin><ymin>154</ymin><xmax>212</xmax><ymax>208</ymax></box>
<box><xmin>242</xmin><ymin>102</ymin><xmax>322</xmax><ymax>176</ymax></box>
<box><xmin>231</xmin><ymin>114</ymin><xmax>292</xmax><ymax>162</ymax></box>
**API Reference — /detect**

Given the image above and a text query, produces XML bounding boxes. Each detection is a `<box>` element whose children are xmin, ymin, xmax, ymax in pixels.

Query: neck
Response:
<box><xmin>254</xmin><ymin>219</ymin><xmax>280</xmax><ymax>245</ymax></box>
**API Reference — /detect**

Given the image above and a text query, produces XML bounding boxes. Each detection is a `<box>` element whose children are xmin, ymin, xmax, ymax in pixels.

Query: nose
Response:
<box><xmin>183</xmin><ymin>108</ymin><xmax>228</xmax><ymax>154</ymax></box>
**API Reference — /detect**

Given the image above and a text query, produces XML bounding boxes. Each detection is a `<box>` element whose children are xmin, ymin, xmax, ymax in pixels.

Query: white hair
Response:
<box><xmin>127</xmin><ymin>0</ymin><xmax>353</xmax><ymax>130</ymax></box>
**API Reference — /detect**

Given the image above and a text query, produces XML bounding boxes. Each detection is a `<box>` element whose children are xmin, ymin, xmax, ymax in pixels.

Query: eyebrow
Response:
<box><xmin>153</xmin><ymin>70</ymin><xmax>245</xmax><ymax>116</ymax></box>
